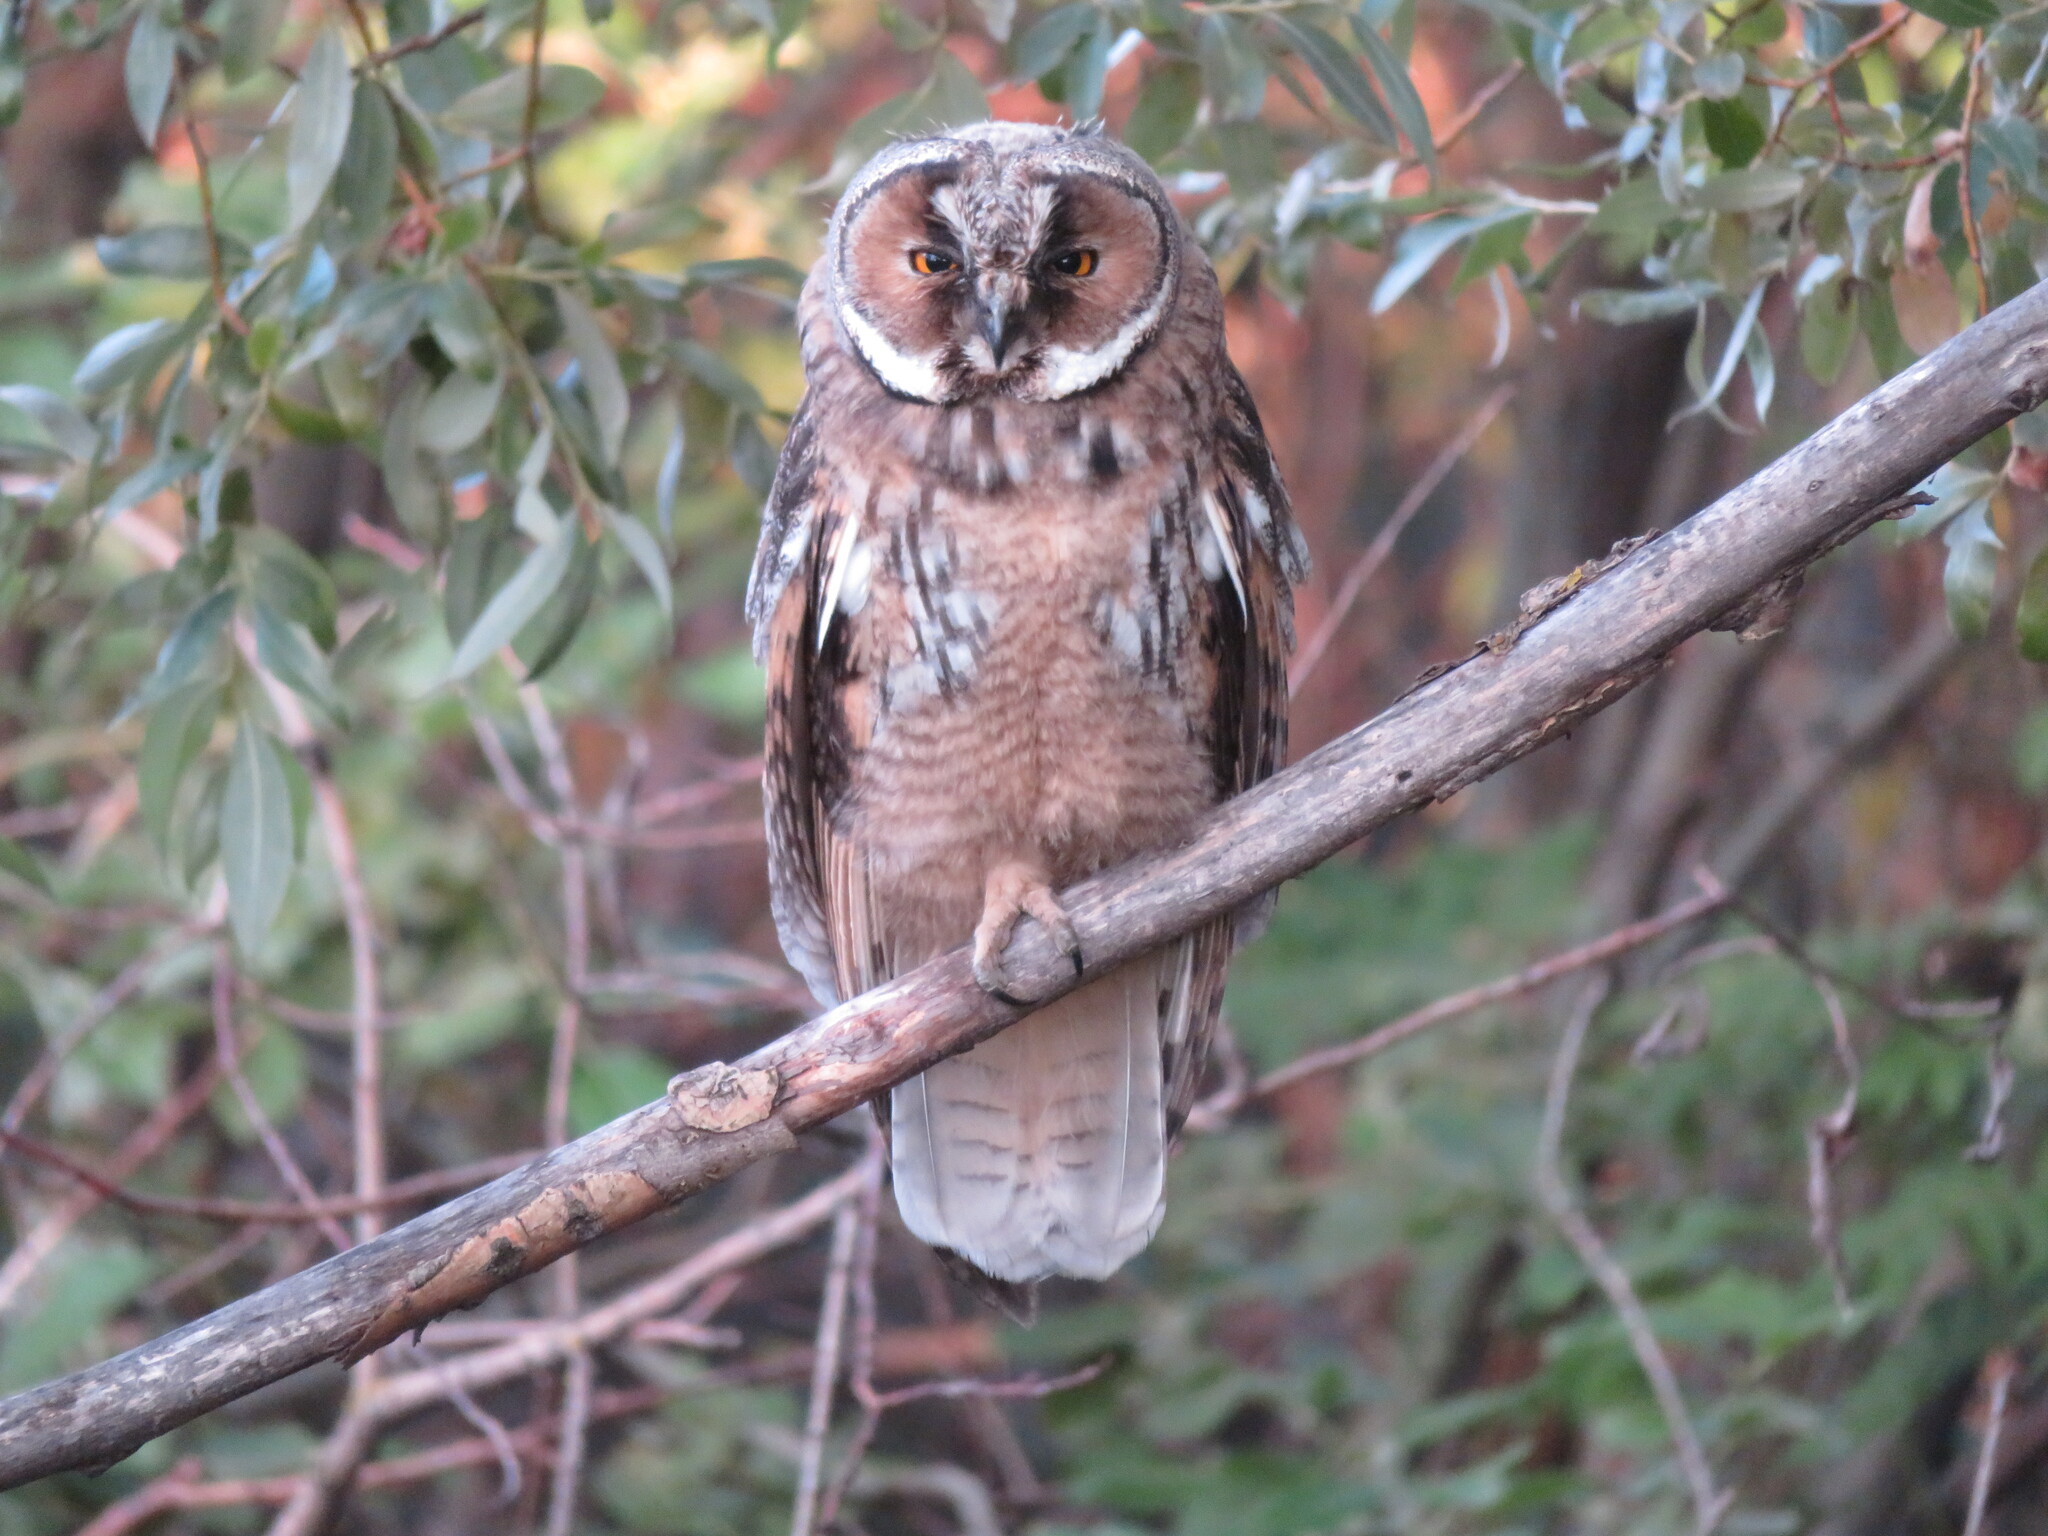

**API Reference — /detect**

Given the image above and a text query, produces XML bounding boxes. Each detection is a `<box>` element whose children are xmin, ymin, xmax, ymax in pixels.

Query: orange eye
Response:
<box><xmin>910</xmin><ymin>249</ymin><xmax>957</xmax><ymax>276</ymax></box>
<box><xmin>1053</xmin><ymin>249</ymin><xmax>1098</xmax><ymax>277</ymax></box>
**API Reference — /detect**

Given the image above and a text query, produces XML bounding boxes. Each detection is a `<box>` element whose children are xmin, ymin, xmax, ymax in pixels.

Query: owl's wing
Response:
<box><xmin>1158</xmin><ymin>361</ymin><xmax>1308</xmax><ymax>1129</ymax></box>
<box><xmin>754</xmin><ymin>396</ymin><xmax>850</xmax><ymax>1009</ymax></box>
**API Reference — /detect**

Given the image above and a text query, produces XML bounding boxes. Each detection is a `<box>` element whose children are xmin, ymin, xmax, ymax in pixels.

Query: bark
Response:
<box><xmin>6</xmin><ymin>280</ymin><xmax>2048</xmax><ymax>1491</ymax></box>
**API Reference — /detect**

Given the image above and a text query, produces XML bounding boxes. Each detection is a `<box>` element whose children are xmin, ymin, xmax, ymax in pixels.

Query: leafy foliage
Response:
<box><xmin>5</xmin><ymin>0</ymin><xmax>2048</xmax><ymax>1527</ymax></box>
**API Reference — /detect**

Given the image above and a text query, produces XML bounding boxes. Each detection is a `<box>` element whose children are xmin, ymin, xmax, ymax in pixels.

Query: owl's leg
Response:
<box><xmin>971</xmin><ymin>859</ymin><xmax>1082</xmax><ymax>1000</ymax></box>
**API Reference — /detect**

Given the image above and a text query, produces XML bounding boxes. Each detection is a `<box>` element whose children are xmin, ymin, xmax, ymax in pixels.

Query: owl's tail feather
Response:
<box><xmin>888</xmin><ymin>942</ymin><xmax>1187</xmax><ymax>1286</ymax></box>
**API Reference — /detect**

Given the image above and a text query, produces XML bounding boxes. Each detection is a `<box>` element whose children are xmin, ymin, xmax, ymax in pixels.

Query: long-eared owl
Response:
<box><xmin>748</xmin><ymin>120</ymin><xmax>1307</xmax><ymax>1302</ymax></box>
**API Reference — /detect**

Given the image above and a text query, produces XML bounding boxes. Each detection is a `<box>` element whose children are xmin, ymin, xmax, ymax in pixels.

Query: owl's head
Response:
<box><xmin>823</xmin><ymin>121</ymin><xmax>1183</xmax><ymax>405</ymax></box>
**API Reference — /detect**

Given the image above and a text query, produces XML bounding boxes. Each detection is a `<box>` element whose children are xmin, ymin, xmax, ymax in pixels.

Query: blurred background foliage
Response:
<box><xmin>6</xmin><ymin>0</ymin><xmax>2048</xmax><ymax>1527</ymax></box>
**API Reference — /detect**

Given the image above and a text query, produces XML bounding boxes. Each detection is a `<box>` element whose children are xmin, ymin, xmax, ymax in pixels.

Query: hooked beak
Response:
<box><xmin>978</xmin><ymin>293</ymin><xmax>1021</xmax><ymax>368</ymax></box>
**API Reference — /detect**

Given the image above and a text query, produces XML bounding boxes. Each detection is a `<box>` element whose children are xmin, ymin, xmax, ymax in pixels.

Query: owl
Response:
<box><xmin>748</xmin><ymin>121</ymin><xmax>1307</xmax><ymax>1302</ymax></box>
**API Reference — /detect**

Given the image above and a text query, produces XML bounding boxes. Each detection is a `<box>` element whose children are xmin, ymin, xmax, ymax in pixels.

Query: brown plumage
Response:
<box><xmin>748</xmin><ymin>121</ymin><xmax>1306</xmax><ymax>1300</ymax></box>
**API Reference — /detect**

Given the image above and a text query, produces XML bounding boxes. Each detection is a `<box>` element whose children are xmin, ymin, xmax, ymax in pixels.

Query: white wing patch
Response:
<box><xmin>1198</xmin><ymin>488</ymin><xmax>1248</xmax><ymax>619</ymax></box>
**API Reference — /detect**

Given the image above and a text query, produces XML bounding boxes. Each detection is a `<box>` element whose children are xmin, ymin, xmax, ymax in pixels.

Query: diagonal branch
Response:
<box><xmin>6</xmin><ymin>280</ymin><xmax>2048</xmax><ymax>1492</ymax></box>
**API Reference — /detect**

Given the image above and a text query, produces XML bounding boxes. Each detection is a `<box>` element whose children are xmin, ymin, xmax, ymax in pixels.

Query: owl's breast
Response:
<box><xmin>827</xmin><ymin>441</ymin><xmax>1215</xmax><ymax>908</ymax></box>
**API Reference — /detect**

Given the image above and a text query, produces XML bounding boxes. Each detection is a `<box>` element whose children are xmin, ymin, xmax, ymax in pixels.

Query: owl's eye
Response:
<box><xmin>909</xmin><ymin>249</ymin><xmax>957</xmax><ymax>276</ymax></box>
<box><xmin>1052</xmin><ymin>249</ymin><xmax>1098</xmax><ymax>277</ymax></box>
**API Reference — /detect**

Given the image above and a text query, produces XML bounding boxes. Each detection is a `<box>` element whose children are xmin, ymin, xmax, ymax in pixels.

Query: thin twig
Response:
<box><xmin>183</xmin><ymin>103</ymin><xmax>249</xmax><ymax>337</ymax></box>
<box><xmin>1963</xmin><ymin>1351</ymin><xmax>2015</xmax><ymax>1536</ymax></box>
<box><xmin>309</xmin><ymin>773</ymin><xmax>385</xmax><ymax>1251</ymax></box>
<box><xmin>360</xmin><ymin>5</ymin><xmax>481</xmax><ymax>66</ymax></box>
<box><xmin>543</xmin><ymin>1347</ymin><xmax>593</xmax><ymax>1536</ymax></box>
<box><xmin>0</xmin><ymin>1052</ymin><xmax>225</xmax><ymax>1313</ymax></box>
<box><xmin>1535</xmin><ymin>976</ymin><xmax>1730</xmax><ymax>1533</ymax></box>
<box><xmin>2</xmin><ymin>919</ymin><xmax>211</xmax><ymax>1137</ymax></box>
<box><xmin>1433</xmin><ymin>61</ymin><xmax>1524</xmax><ymax>156</ymax></box>
<box><xmin>0</xmin><ymin>1133</ymin><xmax>534</xmax><ymax>1223</ymax></box>
<box><xmin>211</xmin><ymin>950</ymin><xmax>355</xmax><ymax>1255</ymax></box>
<box><xmin>818</xmin><ymin>1142</ymin><xmax>888</xmax><ymax>1529</ymax></box>
<box><xmin>792</xmin><ymin>1189</ymin><xmax>863</xmax><ymax>1536</ymax></box>
<box><xmin>1291</xmin><ymin>384</ymin><xmax>1514</xmax><ymax>694</ymax></box>
<box><xmin>1959</xmin><ymin>31</ymin><xmax>1991</xmax><ymax>315</ymax></box>
<box><xmin>1207</xmin><ymin>879</ymin><xmax>1729</xmax><ymax>1118</ymax></box>
<box><xmin>1801</xmin><ymin>972</ymin><xmax>1859</xmax><ymax>1316</ymax></box>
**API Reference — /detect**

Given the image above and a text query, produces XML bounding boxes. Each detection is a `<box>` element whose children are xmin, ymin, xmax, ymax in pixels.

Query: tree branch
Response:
<box><xmin>6</xmin><ymin>281</ymin><xmax>2048</xmax><ymax>1491</ymax></box>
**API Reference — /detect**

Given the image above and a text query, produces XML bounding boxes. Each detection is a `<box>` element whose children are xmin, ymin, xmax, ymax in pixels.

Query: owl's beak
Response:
<box><xmin>977</xmin><ymin>295</ymin><xmax>1021</xmax><ymax>368</ymax></box>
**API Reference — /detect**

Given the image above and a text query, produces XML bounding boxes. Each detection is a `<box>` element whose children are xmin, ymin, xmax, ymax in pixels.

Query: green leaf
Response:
<box><xmin>604</xmin><ymin>505</ymin><xmax>672</xmax><ymax>618</ymax></box>
<box><xmin>1060</xmin><ymin>14</ymin><xmax>1112</xmax><ymax>122</ymax></box>
<box><xmin>1799</xmin><ymin>276</ymin><xmax>1858</xmax><ymax>386</ymax></box>
<box><xmin>1199</xmin><ymin>14</ymin><xmax>1268</xmax><ymax>122</ymax></box>
<box><xmin>1013</xmin><ymin>2</ymin><xmax>1096</xmax><ymax>83</ymax></box>
<box><xmin>416</xmin><ymin>367</ymin><xmax>506</xmax><ymax>454</ymax></box>
<box><xmin>673</xmin><ymin>340</ymin><xmax>765</xmax><ymax>413</ymax></box>
<box><xmin>221</xmin><ymin>718</ymin><xmax>295</xmax><ymax>952</ymax></box>
<box><xmin>440</xmin><ymin>64</ymin><xmax>606</xmax><ymax>140</ymax></box>
<box><xmin>252</xmin><ymin>599</ymin><xmax>343</xmax><ymax>723</ymax></box>
<box><xmin>0</xmin><ymin>834</ymin><xmax>51</xmax><ymax>896</ymax></box>
<box><xmin>333</xmin><ymin>81</ymin><xmax>399</xmax><ymax>242</ymax></box>
<box><xmin>74</xmin><ymin>318</ymin><xmax>178</xmax><ymax>398</ymax></box>
<box><xmin>1449</xmin><ymin>211</ymin><xmax>1532</xmax><ymax>292</ymax></box>
<box><xmin>731</xmin><ymin>413</ymin><xmax>776</xmax><ymax>498</ymax></box>
<box><xmin>968</xmin><ymin>0</ymin><xmax>1015</xmax><ymax>43</ymax></box>
<box><xmin>332</xmin><ymin>604</ymin><xmax>404</xmax><ymax>683</ymax></box>
<box><xmin>1693</xmin><ymin>165</ymin><xmax>1804</xmax><ymax>212</ymax></box>
<box><xmin>0</xmin><ymin>384</ymin><xmax>97</xmax><ymax>461</ymax></box>
<box><xmin>511</xmin><ymin>519</ymin><xmax>600</xmax><ymax>679</ymax></box>
<box><xmin>1371</xmin><ymin>206</ymin><xmax>1529</xmax><ymax>313</ymax></box>
<box><xmin>96</xmin><ymin>225</ymin><xmax>247</xmax><ymax>280</ymax></box>
<box><xmin>655</xmin><ymin>417</ymin><xmax>685</xmax><ymax>540</ymax></box>
<box><xmin>1576</xmin><ymin>283</ymin><xmax>1713</xmax><ymax>324</ymax></box>
<box><xmin>287</xmin><ymin>28</ymin><xmax>355</xmax><ymax>232</ymax></box>
<box><xmin>1271</xmin><ymin>15</ymin><xmax>1394</xmax><ymax>142</ymax></box>
<box><xmin>219</xmin><ymin>0</ymin><xmax>286</xmax><ymax>84</ymax></box>
<box><xmin>267</xmin><ymin>393</ymin><xmax>353</xmax><ymax>445</ymax></box>
<box><xmin>246</xmin><ymin>525</ymin><xmax>340</xmax><ymax>646</ymax></box>
<box><xmin>444</xmin><ymin>513</ymin><xmax>581</xmax><ymax>681</ymax></box>
<box><xmin>101</xmin><ymin>448</ymin><xmax>208</xmax><ymax>519</ymax></box>
<box><xmin>139</xmin><ymin>680</ymin><xmax>221</xmax><ymax>851</ymax></box>
<box><xmin>124</xmin><ymin>3</ymin><xmax>177</xmax><ymax>145</ymax></box>
<box><xmin>557</xmin><ymin>290</ymin><xmax>628</xmax><ymax>466</ymax></box>
<box><xmin>1349</xmin><ymin>13</ymin><xmax>1433</xmax><ymax>169</ymax></box>
<box><xmin>2018</xmin><ymin>547</ymin><xmax>2048</xmax><ymax>663</ymax></box>
<box><xmin>1942</xmin><ymin>499</ymin><xmax>2000</xmax><ymax>642</ymax></box>
<box><xmin>428</xmin><ymin>277</ymin><xmax>500</xmax><ymax>378</ymax></box>
<box><xmin>117</xmin><ymin>588</ymin><xmax>235</xmax><ymax>723</ymax></box>
<box><xmin>1902</xmin><ymin>0</ymin><xmax>1998</xmax><ymax>27</ymax></box>
<box><xmin>1700</xmin><ymin>98</ymin><xmax>1764</xmax><ymax>170</ymax></box>
<box><xmin>1124</xmin><ymin>61</ymin><xmax>1202</xmax><ymax>163</ymax></box>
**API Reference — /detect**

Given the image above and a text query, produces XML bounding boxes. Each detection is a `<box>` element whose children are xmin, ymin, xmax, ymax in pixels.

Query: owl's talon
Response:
<box><xmin>973</xmin><ymin>862</ymin><xmax>1079</xmax><ymax>998</ymax></box>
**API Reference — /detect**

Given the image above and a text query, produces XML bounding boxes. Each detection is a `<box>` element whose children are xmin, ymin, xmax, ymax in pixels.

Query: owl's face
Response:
<box><xmin>825</xmin><ymin>123</ymin><xmax>1183</xmax><ymax>406</ymax></box>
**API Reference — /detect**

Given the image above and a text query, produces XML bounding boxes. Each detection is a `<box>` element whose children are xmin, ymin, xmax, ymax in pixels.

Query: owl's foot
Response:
<box><xmin>971</xmin><ymin>861</ymin><xmax>1083</xmax><ymax>1001</ymax></box>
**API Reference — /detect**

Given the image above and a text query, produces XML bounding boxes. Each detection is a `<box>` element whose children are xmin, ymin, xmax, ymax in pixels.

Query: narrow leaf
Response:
<box><xmin>1271</xmin><ymin>15</ymin><xmax>1394</xmax><ymax>143</ymax></box>
<box><xmin>221</xmin><ymin>719</ymin><xmax>295</xmax><ymax>952</ymax></box>
<box><xmin>286</xmin><ymin>29</ymin><xmax>355</xmax><ymax>233</ymax></box>
<box><xmin>605</xmin><ymin>505</ymin><xmax>673</xmax><ymax>618</ymax></box>
<box><xmin>1349</xmin><ymin>13</ymin><xmax>1434</xmax><ymax>169</ymax></box>
<box><xmin>416</xmin><ymin>367</ymin><xmax>506</xmax><ymax>454</ymax></box>
<box><xmin>139</xmin><ymin>680</ymin><xmax>221</xmax><ymax>851</ymax></box>
<box><xmin>252</xmin><ymin>600</ymin><xmax>344</xmax><ymax>723</ymax></box>
<box><xmin>124</xmin><ymin>4</ymin><xmax>176</xmax><ymax>146</ymax></box>
<box><xmin>2018</xmin><ymin>547</ymin><xmax>2048</xmax><ymax>662</ymax></box>
<box><xmin>440</xmin><ymin>65</ymin><xmax>605</xmax><ymax>139</ymax></box>
<box><xmin>556</xmin><ymin>290</ymin><xmax>628</xmax><ymax>465</ymax></box>
<box><xmin>0</xmin><ymin>385</ymin><xmax>97</xmax><ymax>461</ymax></box>
<box><xmin>117</xmin><ymin>588</ymin><xmax>235</xmax><ymax>723</ymax></box>
<box><xmin>443</xmin><ymin>515</ymin><xmax>580</xmax><ymax>681</ymax></box>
